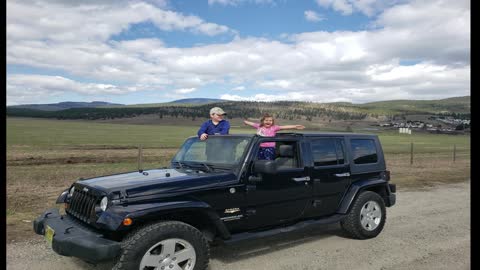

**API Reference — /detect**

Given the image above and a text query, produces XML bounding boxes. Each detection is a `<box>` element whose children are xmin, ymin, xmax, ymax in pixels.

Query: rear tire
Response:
<box><xmin>113</xmin><ymin>221</ymin><xmax>209</xmax><ymax>270</ymax></box>
<box><xmin>340</xmin><ymin>191</ymin><xmax>386</xmax><ymax>239</ymax></box>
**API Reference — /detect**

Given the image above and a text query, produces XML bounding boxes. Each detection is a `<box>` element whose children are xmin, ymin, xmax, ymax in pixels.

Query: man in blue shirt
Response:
<box><xmin>197</xmin><ymin>107</ymin><xmax>230</xmax><ymax>140</ymax></box>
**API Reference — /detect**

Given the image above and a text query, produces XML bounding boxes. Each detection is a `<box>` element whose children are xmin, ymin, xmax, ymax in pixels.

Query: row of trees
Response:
<box><xmin>7</xmin><ymin>101</ymin><xmax>370</xmax><ymax>121</ymax></box>
<box><xmin>17</xmin><ymin>100</ymin><xmax>470</xmax><ymax>122</ymax></box>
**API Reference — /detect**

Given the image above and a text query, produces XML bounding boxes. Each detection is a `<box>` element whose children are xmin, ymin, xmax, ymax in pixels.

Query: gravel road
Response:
<box><xmin>7</xmin><ymin>181</ymin><xmax>470</xmax><ymax>270</ymax></box>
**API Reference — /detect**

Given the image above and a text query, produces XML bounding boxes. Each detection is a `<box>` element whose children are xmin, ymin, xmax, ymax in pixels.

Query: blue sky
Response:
<box><xmin>7</xmin><ymin>0</ymin><xmax>470</xmax><ymax>105</ymax></box>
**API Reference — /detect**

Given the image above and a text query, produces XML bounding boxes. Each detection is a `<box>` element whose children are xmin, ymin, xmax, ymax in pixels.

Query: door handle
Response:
<box><xmin>334</xmin><ymin>172</ymin><xmax>350</xmax><ymax>177</ymax></box>
<box><xmin>292</xmin><ymin>176</ymin><xmax>310</xmax><ymax>182</ymax></box>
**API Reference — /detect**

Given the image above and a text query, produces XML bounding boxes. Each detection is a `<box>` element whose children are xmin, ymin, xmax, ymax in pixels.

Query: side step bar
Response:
<box><xmin>223</xmin><ymin>214</ymin><xmax>345</xmax><ymax>244</ymax></box>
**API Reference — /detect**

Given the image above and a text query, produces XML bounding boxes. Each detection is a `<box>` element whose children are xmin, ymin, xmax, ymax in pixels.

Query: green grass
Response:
<box><xmin>7</xmin><ymin>117</ymin><xmax>470</xmax><ymax>155</ymax></box>
<box><xmin>7</xmin><ymin>117</ymin><xmax>256</xmax><ymax>149</ymax></box>
<box><xmin>6</xmin><ymin>118</ymin><xmax>192</xmax><ymax>148</ymax></box>
<box><xmin>378</xmin><ymin>132</ymin><xmax>470</xmax><ymax>155</ymax></box>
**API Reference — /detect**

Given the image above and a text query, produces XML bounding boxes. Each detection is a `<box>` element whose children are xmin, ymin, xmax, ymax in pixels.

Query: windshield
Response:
<box><xmin>172</xmin><ymin>136</ymin><xmax>252</xmax><ymax>168</ymax></box>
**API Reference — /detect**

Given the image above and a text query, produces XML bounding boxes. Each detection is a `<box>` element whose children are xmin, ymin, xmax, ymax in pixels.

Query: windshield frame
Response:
<box><xmin>171</xmin><ymin>135</ymin><xmax>255</xmax><ymax>173</ymax></box>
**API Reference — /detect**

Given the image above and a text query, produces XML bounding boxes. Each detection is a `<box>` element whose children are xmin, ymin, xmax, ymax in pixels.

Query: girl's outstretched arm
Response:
<box><xmin>278</xmin><ymin>125</ymin><xmax>305</xmax><ymax>130</ymax></box>
<box><xmin>243</xmin><ymin>119</ymin><xmax>257</xmax><ymax>127</ymax></box>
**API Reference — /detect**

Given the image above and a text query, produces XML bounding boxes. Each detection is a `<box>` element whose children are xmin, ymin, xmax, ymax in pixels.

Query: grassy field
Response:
<box><xmin>6</xmin><ymin>117</ymin><xmax>470</xmax><ymax>243</ymax></box>
<box><xmin>7</xmin><ymin>117</ymin><xmax>207</xmax><ymax>148</ymax></box>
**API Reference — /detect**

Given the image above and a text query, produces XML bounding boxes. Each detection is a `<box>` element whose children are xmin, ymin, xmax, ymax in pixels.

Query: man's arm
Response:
<box><xmin>198</xmin><ymin>122</ymin><xmax>208</xmax><ymax>137</ymax></box>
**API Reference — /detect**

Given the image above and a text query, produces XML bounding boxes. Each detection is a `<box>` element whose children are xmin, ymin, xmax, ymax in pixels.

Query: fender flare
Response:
<box><xmin>337</xmin><ymin>179</ymin><xmax>389</xmax><ymax>214</ymax></box>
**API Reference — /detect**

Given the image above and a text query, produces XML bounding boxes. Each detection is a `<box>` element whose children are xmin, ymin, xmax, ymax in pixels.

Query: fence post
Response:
<box><xmin>138</xmin><ymin>144</ymin><xmax>143</xmax><ymax>172</ymax></box>
<box><xmin>453</xmin><ymin>144</ymin><xmax>456</xmax><ymax>163</ymax></box>
<box><xmin>410</xmin><ymin>142</ymin><xmax>414</xmax><ymax>165</ymax></box>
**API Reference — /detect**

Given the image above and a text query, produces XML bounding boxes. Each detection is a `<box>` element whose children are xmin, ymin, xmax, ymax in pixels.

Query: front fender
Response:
<box><xmin>96</xmin><ymin>200</ymin><xmax>231</xmax><ymax>239</ymax></box>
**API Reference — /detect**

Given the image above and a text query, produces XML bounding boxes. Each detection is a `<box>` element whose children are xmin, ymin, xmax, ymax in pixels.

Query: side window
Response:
<box><xmin>311</xmin><ymin>138</ymin><xmax>345</xmax><ymax>166</ymax></box>
<box><xmin>275</xmin><ymin>141</ymin><xmax>300</xmax><ymax>169</ymax></box>
<box><xmin>351</xmin><ymin>139</ymin><xmax>378</xmax><ymax>164</ymax></box>
<box><xmin>255</xmin><ymin>140</ymin><xmax>301</xmax><ymax>169</ymax></box>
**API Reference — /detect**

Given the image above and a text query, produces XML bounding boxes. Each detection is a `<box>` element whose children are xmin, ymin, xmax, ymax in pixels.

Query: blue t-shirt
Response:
<box><xmin>197</xmin><ymin>120</ymin><xmax>230</xmax><ymax>137</ymax></box>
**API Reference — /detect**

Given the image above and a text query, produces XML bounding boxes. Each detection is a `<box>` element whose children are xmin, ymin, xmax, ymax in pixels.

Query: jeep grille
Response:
<box><xmin>66</xmin><ymin>184</ymin><xmax>101</xmax><ymax>223</ymax></box>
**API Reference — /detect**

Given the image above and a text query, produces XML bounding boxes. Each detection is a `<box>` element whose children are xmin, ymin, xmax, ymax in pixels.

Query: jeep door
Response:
<box><xmin>244</xmin><ymin>139</ymin><xmax>313</xmax><ymax>229</ymax></box>
<box><xmin>304</xmin><ymin>137</ymin><xmax>351</xmax><ymax>217</ymax></box>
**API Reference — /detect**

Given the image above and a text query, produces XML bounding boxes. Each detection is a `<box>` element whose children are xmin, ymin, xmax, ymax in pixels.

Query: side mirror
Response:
<box><xmin>254</xmin><ymin>160</ymin><xmax>277</xmax><ymax>174</ymax></box>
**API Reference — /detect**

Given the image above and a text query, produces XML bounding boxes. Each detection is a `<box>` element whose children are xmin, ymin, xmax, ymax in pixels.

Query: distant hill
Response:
<box><xmin>6</xmin><ymin>96</ymin><xmax>470</xmax><ymax>121</ymax></box>
<box><xmin>115</xmin><ymin>98</ymin><xmax>226</xmax><ymax>108</ymax></box>
<box><xmin>9</xmin><ymin>101</ymin><xmax>124</xmax><ymax>111</ymax></box>
<box><xmin>357</xmin><ymin>96</ymin><xmax>470</xmax><ymax>115</ymax></box>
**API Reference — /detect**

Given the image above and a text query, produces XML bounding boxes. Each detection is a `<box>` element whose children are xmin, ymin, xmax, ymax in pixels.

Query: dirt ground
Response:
<box><xmin>7</xmin><ymin>181</ymin><xmax>470</xmax><ymax>270</ymax></box>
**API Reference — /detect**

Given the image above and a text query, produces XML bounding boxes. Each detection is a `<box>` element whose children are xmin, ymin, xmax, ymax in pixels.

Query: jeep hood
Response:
<box><xmin>77</xmin><ymin>168</ymin><xmax>236</xmax><ymax>198</ymax></box>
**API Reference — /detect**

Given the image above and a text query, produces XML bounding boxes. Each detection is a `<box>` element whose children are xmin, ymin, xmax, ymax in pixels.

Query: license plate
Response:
<box><xmin>44</xmin><ymin>225</ymin><xmax>54</xmax><ymax>246</ymax></box>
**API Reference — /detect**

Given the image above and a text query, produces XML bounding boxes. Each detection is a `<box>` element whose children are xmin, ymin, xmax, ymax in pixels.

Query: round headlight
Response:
<box><xmin>100</xmin><ymin>196</ymin><xmax>108</xmax><ymax>211</ymax></box>
<box><xmin>69</xmin><ymin>186</ymin><xmax>75</xmax><ymax>196</ymax></box>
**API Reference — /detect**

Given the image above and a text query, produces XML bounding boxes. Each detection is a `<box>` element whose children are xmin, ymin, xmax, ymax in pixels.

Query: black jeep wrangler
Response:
<box><xmin>34</xmin><ymin>133</ymin><xmax>396</xmax><ymax>270</ymax></box>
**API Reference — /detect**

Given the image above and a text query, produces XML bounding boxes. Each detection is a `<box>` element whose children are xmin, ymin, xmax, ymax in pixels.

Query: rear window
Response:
<box><xmin>310</xmin><ymin>138</ymin><xmax>345</xmax><ymax>166</ymax></box>
<box><xmin>351</xmin><ymin>139</ymin><xmax>378</xmax><ymax>164</ymax></box>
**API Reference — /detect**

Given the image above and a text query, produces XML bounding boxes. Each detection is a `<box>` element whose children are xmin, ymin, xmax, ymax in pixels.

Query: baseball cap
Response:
<box><xmin>210</xmin><ymin>107</ymin><xmax>227</xmax><ymax>115</ymax></box>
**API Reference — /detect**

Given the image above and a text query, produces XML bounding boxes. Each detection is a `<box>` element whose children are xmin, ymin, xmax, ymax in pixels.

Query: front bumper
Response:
<box><xmin>33</xmin><ymin>208</ymin><xmax>121</xmax><ymax>263</ymax></box>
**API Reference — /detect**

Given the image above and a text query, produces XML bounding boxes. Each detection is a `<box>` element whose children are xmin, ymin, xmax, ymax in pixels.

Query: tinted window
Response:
<box><xmin>351</xmin><ymin>139</ymin><xmax>378</xmax><ymax>164</ymax></box>
<box><xmin>311</xmin><ymin>139</ymin><xmax>345</xmax><ymax>166</ymax></box>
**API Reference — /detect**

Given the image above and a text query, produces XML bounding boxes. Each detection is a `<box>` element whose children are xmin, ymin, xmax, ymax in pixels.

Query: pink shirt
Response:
<box><xmin>252</xmin><ymin>123</ymin><xmax>281</xmax><ymax>148</ymax></box>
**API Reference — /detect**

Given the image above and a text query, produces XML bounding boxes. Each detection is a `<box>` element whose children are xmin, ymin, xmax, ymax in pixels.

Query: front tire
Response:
<box><xmin>340</xmin><ymin>191</ymin><xmax>386</xmax><ymax>239</ymax></box>
<box><xmin>113</xmin><ymin>221</ymin><xmax>210</xmax><ymax>270</ymax></box>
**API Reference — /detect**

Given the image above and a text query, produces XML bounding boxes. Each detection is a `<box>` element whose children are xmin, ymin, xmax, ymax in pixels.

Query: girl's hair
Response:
<box><xmin>260</xmin><ymin>113</ymin><xmax>275</xmax><ymax>127</ymax></box>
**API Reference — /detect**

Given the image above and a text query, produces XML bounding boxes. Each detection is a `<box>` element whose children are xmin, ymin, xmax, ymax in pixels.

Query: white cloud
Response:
<box><xmin>316</xmin><ymin>0</ymin><xmax>398</xmax><ymax>17</ymax></box>
<box><xmin>304</xmin><ymin>10</ymin><xmax>325</xmax><ymax>22</ymax></box>
<box><xmin>195</xmin><ymin>23</ymin><xmax>231</xmax><ymax>36</ymax></box>
<box><xmin>221</xmin><ymin>92</ymin><xmax>319</xmax><ymax>102</ymax></box>
<box><xmin>352</xmin><ymin>0</ymin><xmax>384</xmax><ymax>16</ymax></box>
<box><xmin>174</xmin><ymin>88</ymin><xmax>197</xmax><ymax>94</ymax></box>
<box><xmin>7</xmin><ymin>74</ymin><xmax>141</xmax><ymax>105</ymax></box>
<box><xmin>13</xmin><ymin>0</ymin><xmax>169</xmax><ymax>7</ymax></box>
<box><xmin>7</xmin><ymin>0</ymin><xmax>232</xmax><ymax>44</ymax></box>
<box><xmin>208</xmin><ymin>0</ymin><xmax>239</xmax><ymax>5</ymax></box>
<box><xmin>208</xmin><ymin>0</ymin><xmax>275</xmax><ymax>6</ymax></box>
<box><xmin>8</xmin><ymin>74</ymin><xmax>140</xmax><ymax>94</ymax></box>
<box><xmin>316</xmin><ymin>0</ymin><xmax>353</xmax><ymax>15</ymax></box>
<box><xmin>7</xmin><ymin>0</ymin><xmax>470</xmax><ymax>104</ymax></box>
<box><xmin>257</xmin><ymin>80</ymin><xmax>292</xmax><ymax>89</ymax></box>
<box><xmin>232</xmin><ymin>86</ymin><xmax>246</xmax><ymax>91</ymax></box>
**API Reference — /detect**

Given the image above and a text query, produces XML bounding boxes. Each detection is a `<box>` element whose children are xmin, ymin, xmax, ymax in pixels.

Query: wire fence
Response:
<box><xmin>402</xmin><ymin>143</ymin><xmax>470</xmax><ymax>165</ymax></box>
